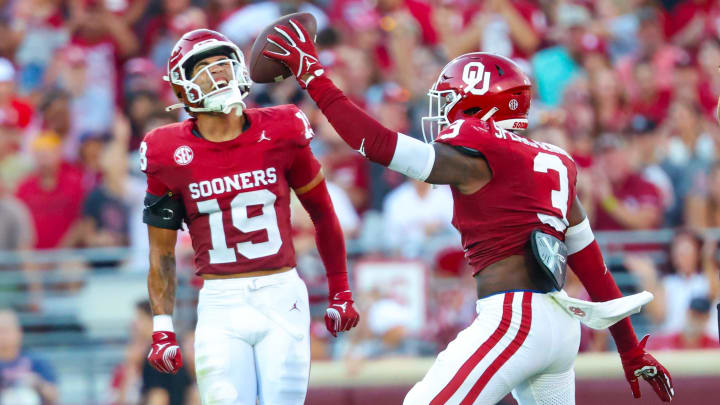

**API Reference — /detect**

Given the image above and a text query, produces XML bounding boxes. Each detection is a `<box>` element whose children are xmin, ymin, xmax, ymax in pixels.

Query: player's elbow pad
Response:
<box><xmin>388</xmin><ymin>133</ymin><xmax>435</xmax><ymax>181</ymax></box>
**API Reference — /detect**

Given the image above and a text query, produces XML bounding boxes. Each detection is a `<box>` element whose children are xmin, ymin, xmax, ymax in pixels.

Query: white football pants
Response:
<box><xmin>404</xmin><ymin>291</ymin><xmax>581</xmax><ymax>405</ymax></box>
<box><xmin>194</xmin><ymin>269</ymin><xmax>310</xmax><ymax>405</ymax></box>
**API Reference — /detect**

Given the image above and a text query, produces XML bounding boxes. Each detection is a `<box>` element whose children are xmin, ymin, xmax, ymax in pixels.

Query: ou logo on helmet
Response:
<box><xmin>462</xmin><ymin>62</ymin><xmax>491</xmax><ymax>95</ymax></box>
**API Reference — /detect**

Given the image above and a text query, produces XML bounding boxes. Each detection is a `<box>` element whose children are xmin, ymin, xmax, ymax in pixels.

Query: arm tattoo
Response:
<box><xmin>148</xmin><ymin>252</ymin><xmax>176</xmax><ymax>315</ymax></box>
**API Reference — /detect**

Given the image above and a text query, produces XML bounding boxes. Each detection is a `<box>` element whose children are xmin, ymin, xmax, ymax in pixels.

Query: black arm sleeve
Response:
<box><xmin>142</xmin><ymin>192</ymin><xmax>185</xmax><ymax>230</ymax></box>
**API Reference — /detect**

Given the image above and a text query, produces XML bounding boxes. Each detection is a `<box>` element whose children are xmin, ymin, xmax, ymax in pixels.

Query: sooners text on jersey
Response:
<box><xmin>434</xmin><ymin>119</ymin><xmax>578</xmax><ymax>273</ymax></box>
<box><xmin>141</xmin><ymin>105</ymin><xmax>316</xmax><ymax>276</ymax></box>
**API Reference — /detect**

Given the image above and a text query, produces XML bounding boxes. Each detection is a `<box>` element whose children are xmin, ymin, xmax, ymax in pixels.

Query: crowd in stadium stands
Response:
<box><xmin>2</xmin><ymin>0</ymin><xmax>720</xmax><ymax>400</ymax></box>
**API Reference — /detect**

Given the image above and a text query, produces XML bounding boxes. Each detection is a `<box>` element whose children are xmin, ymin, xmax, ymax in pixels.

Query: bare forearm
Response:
<box><xmin>605</xmin><ymin>201</ymin><xmax>659</xmax><ymax>229</ymax></box>
<box><xmin>148</xmin><ymin>250</ymin><xmax>176</xmax><ymax>315</ymax></box>
<box><xmin>498</xmin><ymin>3</ymin><xmax>540</xmax><ymax>54</ymax></box>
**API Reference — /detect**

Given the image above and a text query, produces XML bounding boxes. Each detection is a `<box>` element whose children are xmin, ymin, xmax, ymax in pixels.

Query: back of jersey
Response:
<box><xmin>434</xmin><ymin>119</ymin><xmax>578</xmax><ymax>273</ymax></box>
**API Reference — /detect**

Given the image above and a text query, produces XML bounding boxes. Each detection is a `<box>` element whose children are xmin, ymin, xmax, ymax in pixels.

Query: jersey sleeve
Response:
<box><xmin>140</xmin><ymin>130</ymin><xmax>170</xmax><ymax>196</ymax></box>
<box><xmin>287</xmin><ymin>143</ymin><xmax>322</xmax><ymax>189</ymax></box>
<box><xmin>139</xmin><ymin>130</ymin><xmax>185</xmax><ymax>230</ymax></box>
<box><xmin>282</xmin><ymin>105</ymin><xmax>321</xmax><ymax>189</ymax></box>
<box><xmin>433</xmin><ymin>119</ymin><xmax>501</xmax><ymax>157</ymax></box>
<box><xmin>286</xmin><ymin>104</ymin><xmax>314</xmax><ymax>148</ymax></box>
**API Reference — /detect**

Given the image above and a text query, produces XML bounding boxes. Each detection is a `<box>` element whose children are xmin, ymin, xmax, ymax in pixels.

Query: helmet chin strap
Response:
<box><xmin>205</xmin><ymin>81</ymin><xmax>247</xmax><ymax>116</ymax></box>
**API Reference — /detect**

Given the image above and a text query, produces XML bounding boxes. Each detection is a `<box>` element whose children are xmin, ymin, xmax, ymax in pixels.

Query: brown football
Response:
<box><xmin>248</xmin><ymin>12</ymin><xmax>317</xmax><ymax>83</ymax></box>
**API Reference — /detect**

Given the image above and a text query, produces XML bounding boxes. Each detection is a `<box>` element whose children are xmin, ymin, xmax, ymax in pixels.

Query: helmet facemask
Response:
<box><xmin>165</xmin><ymin>45</ymin><xmax>252</xmax><ymax>116</ymax></box>
<box><xmin>421</xmin><ymin>85</ymin><xmax>461</xmax><ymax>143</ymax></box>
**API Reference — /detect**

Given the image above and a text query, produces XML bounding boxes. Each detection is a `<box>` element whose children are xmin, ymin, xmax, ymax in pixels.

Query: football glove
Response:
<box><xmin>147</xmin><ymin>331</ymin><xmax>183</xmax><ymax>374</ymax></box>
<box><xmin>619</xmin><ymin>335</ymin><xmax>674</xmax><ymax>402</ymax></box>
<box><xmin>324</xmin><ymin>290</ymin><xmax>360</xmax><ymax>337</ymax></box>
<box><xmin>263</xmin><ymin>19</ymin><xmax>324</xmax><ymax>88</ymax></box>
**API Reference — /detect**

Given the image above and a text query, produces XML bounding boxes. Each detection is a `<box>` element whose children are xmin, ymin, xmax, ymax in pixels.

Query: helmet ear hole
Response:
<box><xmin>463</xmin><ymin>107</ymin><xmax>482</xmax><ymax>117</ymax></box>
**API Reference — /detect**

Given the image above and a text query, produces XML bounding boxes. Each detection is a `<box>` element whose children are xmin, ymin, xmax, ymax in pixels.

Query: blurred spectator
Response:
<box><xmin>686</xmin><ymin>162</ymin><xmax>720</xmax><ymax>228</ymax></box>
<box><xmin>108</xmin><ymin>300</ymin><xmax>153</xmax><ymax>405</ymax></box>
<box><xmin>0</xmin><ymin>58</ymin><xmax>33</xmax><ymax>137</ymax></box>
<box><xmin>647</xmin><ymin>296</ymin><xmax>720</xmax><ymax>350</ymax></box>
<box><xmin>382</xmin><ymin>179</ymin><xmax>455</xmax><ymax>258</ymax></box>
<box><xmin>35</xmin><ymin>89</ymin><xmax>75</xmax><ymax>158</ymax></box>
<box><xmin>0</xmin><ymin>308</ymin><xmax>58</xmax><ymax>404</ymax></box>
<box><xmin>0</xmin><ymin>17</ymin><xmax>21</xmax><ymax>62</ymax></box>
<box><xmin>67</xmin><ymin>0</ymin><xmax>139</xmax><ymax>116</ymax></box>
<box><xmin>627</xmin><ymin>230</ymin><xmax>719</xmax><ymax>333</ymax></box>
<box><xmin>626</xmin><ymin>115</ymin><xmax>675</xmax><ymax>215</ymax></box>
<box><xmin>315</xmin><ymin>115</ymin><xmax>371</xmax><ymax>213</ymax></box>
<box><xmin>616</xmin><ymin>7</ymin><xmax>683</xmax><ymax>103</ymax></box>
<box><xmin>590</xmin><ymin>133</ymin><xmax>663</xmax><ymax>230</ymax></box>
<box><xmin>67</xmin><ymin>114</ymin><xmax>133</xmax><ymax>251</ymax></box>
<box><xmin>0</xmin><ymin>113</ymin><xmax>34</xmax><ymax>194</ymax></box>
<box><xmin>15</xmin><ymin>133</ymin><xmax>85</xmax><ymax>249</ymax></box>
<box><xmin>11</xmin><ymin>0</ymin><xmax>69</xmax><ymax>95</ymax></box>
<box><xmin>0</xmin><ymin>175</ymin><xmax>33</xmax><ymax>253</ymax></box>
<box><xmin>217</xmin><ymin>0</ymin><xmax>328</xmax><ymax>48</ymax></box>
<box><xmin>531</xmin><ymin>3</ymin><xmax>589</xmax><ymax>107</ymax></box>
<box><xmin>144</xmin><ymin>0</ymin><xmax>208</xmax><ymax>69</ymax></box>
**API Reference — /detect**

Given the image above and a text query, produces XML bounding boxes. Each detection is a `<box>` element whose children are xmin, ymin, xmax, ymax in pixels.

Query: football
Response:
<box><xmin>248</xmin><ymin>12</ymin><xmax>318</xmax><ymax>84</ymax></box>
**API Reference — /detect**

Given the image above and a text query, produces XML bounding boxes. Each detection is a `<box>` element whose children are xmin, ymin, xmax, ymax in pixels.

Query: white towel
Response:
<box><xmin>549</xmin><ymin>290</ymin><xmax>654</xmax><ymax>330</ymax></box>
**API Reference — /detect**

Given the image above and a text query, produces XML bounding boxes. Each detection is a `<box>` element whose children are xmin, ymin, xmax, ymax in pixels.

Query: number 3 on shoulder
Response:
<box><xmin>533</xmin><ymin>152</ymin><xmax>569</xmax><ymax>232</ymax></box>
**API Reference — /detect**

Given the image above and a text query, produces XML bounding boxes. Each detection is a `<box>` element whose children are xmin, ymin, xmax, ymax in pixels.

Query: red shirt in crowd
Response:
<box><xmin>15</xmin><ymin>163</ymin><xmax>85</xmax><ymax>249</ymax></box>
<box><xmin>594</xmin><ymin>173</ymin><xmax>663</xmax><ymax>231</ymax></box>
<box><xmin>647</xmin><ymin>333</ymin><xmax>720</xmax><ymax>351</ymax></box>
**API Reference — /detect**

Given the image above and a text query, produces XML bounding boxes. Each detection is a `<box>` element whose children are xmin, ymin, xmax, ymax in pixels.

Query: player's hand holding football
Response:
<box><xmin>263</xmin><ymin>19</ymin><xmax>324</xmax><ymax>88</ymax></box>
<box><xmin>324</xmin><ymin>290</ymin><xmax>360</xmax><ymax>337</ymax></box>
<box><xmin>619</xmin><ymin>335</ymin><xmax>674</xmax><ymax>402</ymax></box>
<box><xmin>147</xmin><ymin>331</ymin><xmax>183</xmax><ymax>374</ymax></box>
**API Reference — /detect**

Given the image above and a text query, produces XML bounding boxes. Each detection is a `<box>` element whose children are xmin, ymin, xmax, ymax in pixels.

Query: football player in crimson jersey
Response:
<box><xmin>264</xmin><ymin>21</ymin><xmax>675</xmax><ymax>404</ymax></box>
<box><xmin>140</xmin><ymin>29</ymin><xmax>359</xmax><ymax>405</ymax></box>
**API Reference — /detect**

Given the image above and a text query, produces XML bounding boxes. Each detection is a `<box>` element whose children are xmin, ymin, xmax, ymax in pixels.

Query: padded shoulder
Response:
<box><xmin>434</xmin><ymin>119</ymin><xmax>500</xmax><ymax>153</ymax></box>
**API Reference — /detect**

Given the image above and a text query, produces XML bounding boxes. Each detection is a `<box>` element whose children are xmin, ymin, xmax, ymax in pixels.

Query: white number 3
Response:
<box><xmin>533</xmin><ymin>152</ymin><xmax>569</xmax><ymax>232</ymax></box>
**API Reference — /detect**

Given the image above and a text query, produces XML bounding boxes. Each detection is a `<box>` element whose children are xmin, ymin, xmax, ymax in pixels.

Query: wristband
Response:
<box><xmin>153</xmin><ymin>315</ymin><xmax>174</xmax><ymax>332</ymax></box>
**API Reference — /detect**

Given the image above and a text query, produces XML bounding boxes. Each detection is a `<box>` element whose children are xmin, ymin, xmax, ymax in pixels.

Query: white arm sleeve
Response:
<box><xmin>565</xmin><ymin>217</ymin><xmax>595</xmax><ymax>255</ymax></box>
<box><xmin>388</xmin><ymin>133</ymin><xmax>436</xmax><ymax>181</ymax></box>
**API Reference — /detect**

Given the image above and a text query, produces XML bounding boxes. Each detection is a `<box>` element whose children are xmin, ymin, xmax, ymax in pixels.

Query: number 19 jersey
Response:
<box><xmin>434</xmin><ymin>119</ymin><xmax>578</xmax><ymax>274</ymax></box>
<box><xmin>140</xmin><ymin>105</ymin><xmax>319</xmax><ymax>276</ymax></box>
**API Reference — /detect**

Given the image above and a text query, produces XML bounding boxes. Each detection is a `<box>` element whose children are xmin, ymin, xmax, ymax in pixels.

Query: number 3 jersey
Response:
<box><xmin>140</xmin><ymin>105</ymin><xmax>319</xmax><ymax>276</ymax></box>
<box><xmin>434</xmin><ymin>119</ymin><xmax>578</xmax><ymax>274</ymax></box>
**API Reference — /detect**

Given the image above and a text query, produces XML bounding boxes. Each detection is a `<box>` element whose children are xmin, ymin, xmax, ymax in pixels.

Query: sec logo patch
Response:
<box><xmin>174</xmin><ymin>145</ymin><xmax>194</xmax><ymax>165</ymax></box>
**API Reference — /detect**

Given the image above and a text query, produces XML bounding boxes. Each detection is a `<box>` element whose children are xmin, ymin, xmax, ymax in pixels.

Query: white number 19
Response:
<box><xmin>197</xmin><ymin>189</ymin><xmax>282</xmax><ymax>263</ymax></box>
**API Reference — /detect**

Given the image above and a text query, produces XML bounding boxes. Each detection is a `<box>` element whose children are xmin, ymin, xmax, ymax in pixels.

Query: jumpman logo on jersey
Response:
<box><xmin>258</xmin><ymin>130</ymin><xmax>271</xmax><ymax>142</ymax></box>
<box><xmin>289</xmin><ymin>300</ymin><xmax>300</xmax><ymax>312</ymax></box>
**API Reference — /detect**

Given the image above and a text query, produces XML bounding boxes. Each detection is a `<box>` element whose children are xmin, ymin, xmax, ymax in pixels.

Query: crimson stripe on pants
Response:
<box><xmin>429</xmin><ymin>293</ymin><xmax>515</xmax><ymax>405</ymax></box>
<box><xmin>460</xmin><ymin>292</ymin><xmax>534</xmax><ymax>405</ymax></box>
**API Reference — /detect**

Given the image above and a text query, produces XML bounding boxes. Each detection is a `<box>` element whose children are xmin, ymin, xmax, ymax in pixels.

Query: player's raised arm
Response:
<box><xmin>288</xmin><ymin>142</ymin><xmax>360</xmax><ymax>337</ymax></box>
<box><xmin>566</xmin><ymin>196</ymin><xmax>674</xmax><ymax>402</ymax></box>
<box><xmin>262</xmin><ymin>20</ymin><xmax>490</xmax><ymax>189</ymax></box>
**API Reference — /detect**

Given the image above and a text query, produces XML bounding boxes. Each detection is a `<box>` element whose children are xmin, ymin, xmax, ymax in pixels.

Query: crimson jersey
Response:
<box><xmin>434</xmin><ymin>119</ymin><xmax>578</xmax><ymax>273</ymax></box>
<box><xmin>140</xmin><ymin>105</ymin><xmax>319</xmax><ymax>276</ymax></box>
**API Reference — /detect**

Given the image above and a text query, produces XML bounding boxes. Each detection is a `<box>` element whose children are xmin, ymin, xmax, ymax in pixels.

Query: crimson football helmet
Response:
<box><xmin>164</xmin><ymin>29</ymin><xmax>252</xmax><ymax>115</ymax></box>
<box><xmin>422</xmin><ymin>52</ymin><xmax>532</xmax><ymax>141</ymax></box>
